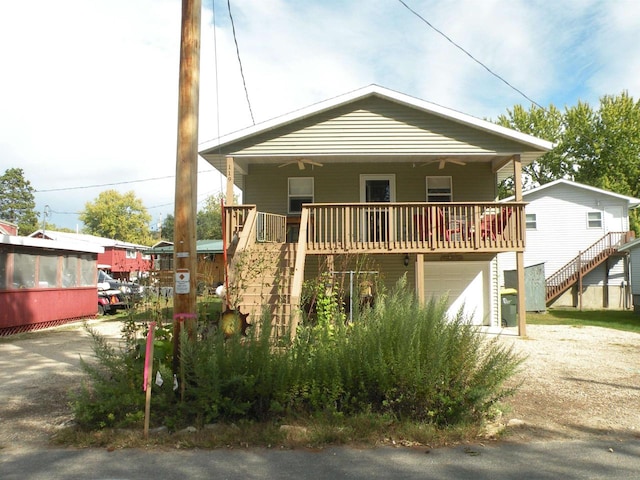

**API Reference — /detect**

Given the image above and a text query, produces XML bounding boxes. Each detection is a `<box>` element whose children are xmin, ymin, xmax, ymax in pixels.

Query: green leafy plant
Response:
<box><xmin>72</xmin><ymin>275</ymin><xmax>523</xmax><ymax>434</ymax></box>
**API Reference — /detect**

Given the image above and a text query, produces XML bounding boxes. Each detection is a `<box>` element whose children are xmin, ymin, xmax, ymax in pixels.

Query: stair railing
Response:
<box><xmin>546</xmin><ymin>231</ymin><xmax>631</xmax><ymax>302</ymax></box>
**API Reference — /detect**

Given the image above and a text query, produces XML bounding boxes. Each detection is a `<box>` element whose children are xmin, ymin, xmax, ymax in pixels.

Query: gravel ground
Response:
<box><xmin>0</xmin><ymin>320</ymin><xmax>639</xmax><ymax>451</ymax></box>
<box><xmin>495</xmin><ymin>324</ymin><xmax>640</xmax><ymax>442</ymax></box>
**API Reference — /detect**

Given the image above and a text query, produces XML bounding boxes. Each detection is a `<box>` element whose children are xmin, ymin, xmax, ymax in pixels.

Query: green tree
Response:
<box><xmin>0</xmin><ymin>168</ymin><xmax>39</xmax><ymax>235</ymax></box>
<box><xmin>495</xmin><ymin>104</ymin><xmax>568</xmax><ymax>197</ymax></box>
<box><xmin>80</xmin><ymin>190</ymin><xmax>152</xmax><ymax>244</ymax></box>
<box><xmin>161</xmin><ymin>214</ymin><xmax>175</xmax><ymax>241</ymax></box>
<box><xmin>197</xmin><ymin>193</ymin><xmax>225</xmax><ymax>240</ymax></box>
<box><xmin>568</xmin><ymin>92</ymin><xmax>640</xmax><ymax>198</ymax></box>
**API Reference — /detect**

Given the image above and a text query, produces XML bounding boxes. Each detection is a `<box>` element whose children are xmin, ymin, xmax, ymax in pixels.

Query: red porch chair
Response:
<box><xmin>413</xmin><ymin>208</ymin><xmax>450</xmax><ymax>241</ymax></box>
<box><xmin>480</xmin><ymin>207</ymin><xmax>513</xmax><ymax>240</ymax></box>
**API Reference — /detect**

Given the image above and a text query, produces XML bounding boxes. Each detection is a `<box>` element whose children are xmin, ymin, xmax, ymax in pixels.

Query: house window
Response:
<box><xmin>126</xmin><ymin>249</ymin><xmax>137</xmax><ymax>259</ymax></box>
<box><xmin>62</xmin><ymin>255</ymin><xmax>79</xmax><ymax>288</ymax></box>
<box><xmin>426</xmin><ymin>176</ymin><xmax>452</xmax><ymax>202</ymax></box>
<box><xmin>13</xmin><ymin>252</ymin><xmax>36</xmax><ymax>289</ymax></box>
<box><xmin>587</xmin><ymin>211</ymin><xmax>602</xmax><ymax>228</ymax></box>
<box><xmin>288</xmin><ymin>177</ymin><xmax>314</xmax><ymax>214</ymax></box>
<box><xmin>0</xmin><ymin>251</ymin><xmax>6</xmax><ymax>290</ymax></box>
<box><xmin>525</xmin><ymin>213</ymin><xmax>537</xmax><ymax>229</ymax></box>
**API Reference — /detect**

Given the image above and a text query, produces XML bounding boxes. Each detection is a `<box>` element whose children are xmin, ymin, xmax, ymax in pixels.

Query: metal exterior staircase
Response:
<box><xmin>545</xmin><ymin>232</ymin><xmax>632</xmax><ymax>305</ymax></box>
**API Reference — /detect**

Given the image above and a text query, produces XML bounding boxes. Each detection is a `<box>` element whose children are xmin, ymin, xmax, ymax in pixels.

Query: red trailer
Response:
<box><xmin>0</xmin><ymin>235</ymin><xmax>103</xmax><ymax>335</ymax></box>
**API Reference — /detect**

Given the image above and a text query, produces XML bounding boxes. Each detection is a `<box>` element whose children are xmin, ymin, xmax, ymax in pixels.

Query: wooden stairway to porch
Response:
<box><xmin>229</xmin><ymin>242</ymin><xmax>297</xmax><ymax>339</ymax></box>
<box><xmin>545</xmin><ymin>232</ymin><xmax>632</xmax><ymax>305</ymax></box>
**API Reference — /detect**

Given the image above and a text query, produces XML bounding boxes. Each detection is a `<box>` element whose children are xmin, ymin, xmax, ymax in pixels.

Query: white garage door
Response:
<box><xmin>423</xmin><ymin>261</ymin><xmax>491</xmax><ymax>325</ymax></box>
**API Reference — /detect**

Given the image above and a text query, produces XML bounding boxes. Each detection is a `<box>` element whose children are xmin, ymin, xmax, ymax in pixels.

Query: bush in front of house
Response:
<box><xmin>73</xmin><ymin>276</ymin><xmax>522</xmax><ymax>432</ymax></box>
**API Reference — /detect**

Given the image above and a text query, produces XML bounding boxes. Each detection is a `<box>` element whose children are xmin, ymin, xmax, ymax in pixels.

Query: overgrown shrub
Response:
<box><xmin>73</xmin><ymin>276</ymin><xmax>523</xmax><ymax>431</ymax></box>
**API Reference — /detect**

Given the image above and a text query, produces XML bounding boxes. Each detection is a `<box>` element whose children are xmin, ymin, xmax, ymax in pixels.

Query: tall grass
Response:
<box><xmin>74</xmin><ymin>277</ymin><xmax>523</xmax><ymax>432</ymax></box>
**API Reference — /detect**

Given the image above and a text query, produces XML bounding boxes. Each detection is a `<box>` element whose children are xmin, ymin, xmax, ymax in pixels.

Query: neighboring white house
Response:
<box><xmin>499</xmin><ymin>179</ymin><xmax>640</xmax><ymax>310</ymax></box>
<box><xmin>618</xmin><ymin>238</ymin><xmax>640</xmax><ymax>312</ymax></box>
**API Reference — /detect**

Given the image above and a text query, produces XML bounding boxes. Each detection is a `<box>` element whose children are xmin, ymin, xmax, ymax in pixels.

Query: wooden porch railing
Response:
<box><xmin>303</xmin><ymin>202</ymin><xmax>526</xmax><ymax>254</ymax></box>
<box><xmin>224</xmin><ymin>206</ymin><xmax>286</xmax><ymax>245</ymax></box>
<box><xmin>224</xmin><ymin>205</ymin><xmax>255</xmax><ymax>246</ymax></box>
<box><xmin>546</xmin><ymin>231</ymin><xmax>633</xmax><ymax>304</ymax></box>
<box><xmin>256</xmin><ymin>212</ymin><xmax>287</xmax><ymax>243</ymax></box>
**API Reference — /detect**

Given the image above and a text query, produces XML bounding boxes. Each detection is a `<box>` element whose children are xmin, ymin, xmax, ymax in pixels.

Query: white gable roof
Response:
<box><xmin>1</xmin><ymin>234</ymin><xmax>104</xmax><ymax>254</ymax></box>
<box><xmin>29</xmin><ymin>230</ymin><xmax>150</xmax><ymax>249</ymax></box>
<box><xmin>199</xmin><ymin>84</ymin><xmax>554</xmax><ymax>154</ymax></box>
<box><xmin>502</xmin><ymin>179</ymin><xmax>640</xmax><ymax>207</ymax></box>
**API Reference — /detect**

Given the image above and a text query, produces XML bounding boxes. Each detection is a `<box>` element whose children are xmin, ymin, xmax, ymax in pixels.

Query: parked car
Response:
<box><xmin>97</xmin><ymin>285</ymin><xmax>128</xmax><ymax>315</ymax></box>
<box><xmin>98</xmin><ymin>270</ymin><xmax>144</xmax><ymax>301</ymax></box>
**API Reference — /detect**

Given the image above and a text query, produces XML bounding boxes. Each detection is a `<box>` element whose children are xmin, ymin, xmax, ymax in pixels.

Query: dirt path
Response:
<box><xmin>0</xmin><ymin>319</ymin><xmax>123</xmax><ymax>450</ymax></box>
<box><xmin>1</xmin><ymin>320</ymin><xmax>639</xmax><ymax>451</ymax></box>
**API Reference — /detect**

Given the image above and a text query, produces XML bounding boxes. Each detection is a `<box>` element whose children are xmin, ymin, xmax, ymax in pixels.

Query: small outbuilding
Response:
<box><xmin>0</xmin><ymin>234</ymin><xmax>103</xmax><ymax>335</ymax></box>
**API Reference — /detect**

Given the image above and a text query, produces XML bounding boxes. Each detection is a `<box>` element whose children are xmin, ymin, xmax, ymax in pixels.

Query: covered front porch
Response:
<box><xmin>223</xmin><ymin>200</ymin><xmax>526</xmax><ymax>336</ymax></box>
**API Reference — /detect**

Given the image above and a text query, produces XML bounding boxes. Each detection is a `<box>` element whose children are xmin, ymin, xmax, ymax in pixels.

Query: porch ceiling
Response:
<box><xmin>201</xmin><ymin>153</ymin><xmax>526</xmax><ymax>190</ymax></box>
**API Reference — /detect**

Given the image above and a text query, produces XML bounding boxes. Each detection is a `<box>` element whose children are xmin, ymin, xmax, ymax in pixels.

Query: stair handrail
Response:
<box><xmin>546</xmin><ymin>231</ymin><xmax>631</xmax><ymax>299</ymax></box>
<box><xmin>232</xmin><ymin>208</ymin><xmax>258</xmax><ymax>255</ymax></box>
<box><xmin>289</xmin><ymin>207</ymin><xmax>309</xmax><ymax>340</ymax></box>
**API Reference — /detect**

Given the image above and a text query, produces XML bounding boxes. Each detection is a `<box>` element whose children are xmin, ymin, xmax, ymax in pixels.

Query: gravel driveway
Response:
<box><xmin>1</xmin><ymin>319</ymin><xmax>639</xmax><ymax>451</ymax></box>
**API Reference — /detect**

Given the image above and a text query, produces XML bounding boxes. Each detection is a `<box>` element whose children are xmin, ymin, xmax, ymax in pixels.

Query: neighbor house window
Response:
<box><xmin>38</xmin><ymin>254</ymin><xmax>59</xmax><ymax>288</ymax></box>
<box><xmin>525</xmin><ymin>213</ymin><xmax>537</xmax><ymax>229</ymax></box>
<box><xmin>0</xmin><ymin>252</ymin><xmax>6</xmax><ymax>290</ymax></box>
<box><xmin>426</xmin><ymin>176</ymin><xmax>452</xmax><ymax>202</ymax></box>
<box><xmin>288</xmin><ymin>177</ymin><xmax>314</xmax><ymax>214</ymax></box>
<box><xmin>126</xmin><ymin>249</ymin><xmax>137</xmax><ymax>259</ymax></box>
<box><xmin>587</xmin><ymin>211</ymin><xmax>603</xmax><ymax>228</ymax></box>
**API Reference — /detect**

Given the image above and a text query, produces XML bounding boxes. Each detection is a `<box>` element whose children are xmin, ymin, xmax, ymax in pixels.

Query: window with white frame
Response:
<box><xmin>525</xmin><ymin>213</ymin><xmax>537</xmax><ymax>229</ymax></box>
<box><xmin>288</xmin><ymin>177</ymin><xmax>314</xmax><ymax>213</ymax></box>
<box><xmin>426</xmin><ymin>176</ymin><xmax>452</xmax><ymax>202</ymax></box>
<box><xmin>126</xmin><ymin>249</ymin><xmax>137</xmax><ymax>259</ymax></box>
<box><xmin>587</xmin><ymin>211</ymin><xmax>602</xmax><ymax>228</ymax></box>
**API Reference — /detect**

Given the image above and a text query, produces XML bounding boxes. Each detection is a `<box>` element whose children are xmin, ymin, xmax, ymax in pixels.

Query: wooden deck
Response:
<box><xmin>226</xmin><ymin>202</ymin><xmax>526</xmax><ymax>255</ymax></box>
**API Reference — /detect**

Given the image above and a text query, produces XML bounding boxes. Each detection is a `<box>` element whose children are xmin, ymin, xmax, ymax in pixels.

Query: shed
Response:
<box><xmin>0</xmin><ymin>234</ymin><xmax>104</xmax><ymax>334</ymax></box>
<box><xmin>504</xmin><ymin>262</ymin><xmax>546</xmax><ymax>312</ymax></box>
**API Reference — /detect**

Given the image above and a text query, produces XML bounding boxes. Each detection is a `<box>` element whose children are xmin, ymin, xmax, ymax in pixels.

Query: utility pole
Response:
<box><xmin>173</xmin><ymin>0</ymin><xmax>201</xmax><ymax>373</ymax></box>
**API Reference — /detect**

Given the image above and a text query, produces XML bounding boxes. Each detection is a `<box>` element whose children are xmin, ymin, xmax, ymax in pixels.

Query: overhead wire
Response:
<box><xmin>34</xmin><ymin>169</ymin><xmax>219</xmax><ymax>193</ymax></box>
<box><xmin>212</xmin><ymin>0</ymin><xmax>225</xmax><ymax>195</ymax></box>
<box><xmin>396</xmin><ymin>0</ymin><xmax>545</xmax><ymax>110</ymax></box>
<box><xmin>227</xmin><ymin>0</ymin><xmax>255</xmax><ymax>125</ymax></box>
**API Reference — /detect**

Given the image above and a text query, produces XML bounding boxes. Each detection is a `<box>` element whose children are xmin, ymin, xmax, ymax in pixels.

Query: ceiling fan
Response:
<box><xmin>278</xmin><ymin>158</ymin><xmax>324</xmax><ymax>170</ymax></box>
<box><xmin>421</xmin><ymin>158</ymin><xmax>467</xmax><ymax>169</ymax></box>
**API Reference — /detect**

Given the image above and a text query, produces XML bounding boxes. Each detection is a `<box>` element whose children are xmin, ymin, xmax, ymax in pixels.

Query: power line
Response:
<box><xmin>35</xmin><ymin>170</ymin><xmax>219</xmax><ymax>193</ymax></box>
<box><xmin>227</xmin><ymin>0</ymin><xmax>255</xmax><ymax>124</ymax></box>
<box><xmin>46</xmin><ymin>189</ymin><xmax>222</xmax><ymax>216</ymax></box>
<box><xmin>396</xmin><ymin>0</ymin><xmax>544</xmax><ymax>110</ymax></box>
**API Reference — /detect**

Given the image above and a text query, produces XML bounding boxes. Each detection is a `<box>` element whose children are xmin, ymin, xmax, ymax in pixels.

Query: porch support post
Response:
<box><xmin>513</xmin><ymin>154</ymin><xmax>527</xmax><ymax>336</ymax></box>
<box><xmin>226</xmin><ymin>156</ymin><xmax>235</xmax><ymax>206</ymax></box>
<box><xmin>415</xmin><ymin>254</ymin><xmax>425</xmax><ymax>305</ymax></box>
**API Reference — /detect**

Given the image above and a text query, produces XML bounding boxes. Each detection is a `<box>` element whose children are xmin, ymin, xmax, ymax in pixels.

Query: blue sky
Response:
<box><xmin>1</xmin><ymin>0</ymin><xmax>639</xmax><ymax>232</ymax></box>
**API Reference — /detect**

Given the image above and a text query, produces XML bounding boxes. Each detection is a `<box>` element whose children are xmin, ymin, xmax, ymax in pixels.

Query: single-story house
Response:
<box><xmin>0</xmin><ymin>234</ymin><xmax>103</xmax><ymax>335</ymax></box>
<box><xmin>29</xmin><ymin>230</ymin><xmax>152</xmax><ymax>281</ymax></box>
<box><xmin>199</xmin><ymin>84</ymin><xmax>554</xmax><ymax>337</ymax></box>
<box><xmin>0</xmin><ymin>219</ymin><xmax>18</xmax><ymax>236</ymax></box>
<box><xmin>144</xmin><ymin>240</ymin><xmax>225</xmax><ymax>291</ymax></box>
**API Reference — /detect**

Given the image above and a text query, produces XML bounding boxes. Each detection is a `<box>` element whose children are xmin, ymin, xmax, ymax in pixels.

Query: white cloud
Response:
<box><xmin>1</xmin><ymin>0</ymin><xmax>639</xmax><ymax>232</ymax></box>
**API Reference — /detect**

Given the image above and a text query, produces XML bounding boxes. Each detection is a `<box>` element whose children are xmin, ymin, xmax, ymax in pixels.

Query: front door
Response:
<box><xmin>360</xmin><ymin>174</ymin><xmax>396</xmax><ymax>242</ymax></box>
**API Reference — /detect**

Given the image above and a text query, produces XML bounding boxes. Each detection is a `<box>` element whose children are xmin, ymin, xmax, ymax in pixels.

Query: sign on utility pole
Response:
<box><xmin>173</xmin><ymin>0</ymin><xmax>201</xmax><ymax>371</ymax></box>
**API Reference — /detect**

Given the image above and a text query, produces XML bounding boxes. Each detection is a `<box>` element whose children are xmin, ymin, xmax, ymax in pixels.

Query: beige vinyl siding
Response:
<box><xmin>303</xmin><ymin>253</ymin><xmax>414</xmax><ymax>299</ymax></box>
<box><xmin>245</xmin><ymin>163</ymin><xmax>497</xmax><ymax>214</ymax></box>
<box><xmin>227</xmin><ymin>98</ymin><xmax>528</xmax><ymax>157</ymax></box>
